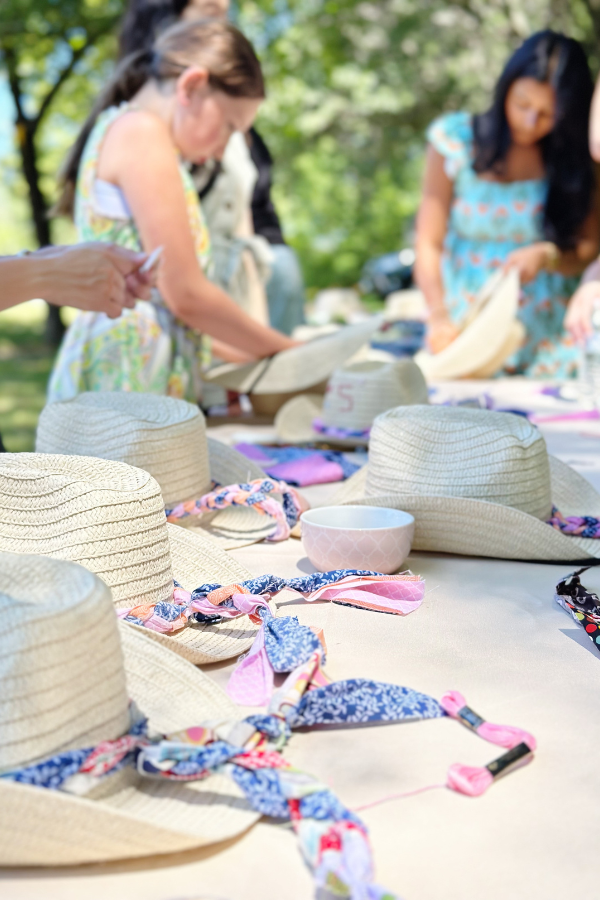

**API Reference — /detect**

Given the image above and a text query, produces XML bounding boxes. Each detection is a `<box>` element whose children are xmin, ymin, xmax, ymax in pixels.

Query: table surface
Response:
<box><xmin>3</xmin><ymin>378</ymin><xmax>600</xmax><ymax>900</ymax></box>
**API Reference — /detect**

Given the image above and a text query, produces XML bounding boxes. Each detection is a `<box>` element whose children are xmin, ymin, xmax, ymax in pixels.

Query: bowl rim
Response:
<box><xmin>300</xmin><ymin>505</ymin><xmax>415</xmax><ymax>532</ymax></box>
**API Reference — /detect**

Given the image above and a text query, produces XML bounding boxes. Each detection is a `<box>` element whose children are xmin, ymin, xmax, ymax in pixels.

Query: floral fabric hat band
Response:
<box><xmin>165</xmin><ymin>477</ymin><xmax>307</xmax><ymax>541</ymax></box>
<box><xmin>118</xmin><ymin>568</ymin><xmax>427</xmax><ymax>704</ymax></box>
<box><xmin>2</xmin><ymin>646</ymin><xmax>536</xmax><ymax>899</ymax></box>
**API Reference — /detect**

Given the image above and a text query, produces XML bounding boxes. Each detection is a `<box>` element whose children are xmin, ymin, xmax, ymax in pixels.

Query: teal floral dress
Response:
<box><xmin>48</xmin><ymin>105</ymin><xmax>212</xmax><ymax>402</ymax></box>
<box><xmin>428</xmin><ymin>111</ymin><xmax>580</xmax><ymax>377</ymax></box>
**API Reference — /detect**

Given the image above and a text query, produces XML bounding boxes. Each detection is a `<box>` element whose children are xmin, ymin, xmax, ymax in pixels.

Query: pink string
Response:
<box><xmin>353</xmin><ymin>782</ymin><xmax>447</xmax><ymax>812</ymax></box>
<box><xmin>440</xmin><ymin>691</ymin><xmax>536</xmax><ymax>751</ymax></box>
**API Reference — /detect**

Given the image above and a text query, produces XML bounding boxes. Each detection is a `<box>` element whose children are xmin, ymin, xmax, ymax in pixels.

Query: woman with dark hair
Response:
<box><xmin>415</xmin><ymin>30</ymin><xmax>599</xmax><ymax>377</ymax></box>
<box><xmin>48</xmin><ymin>19</ymin><xmax>295</xmax><ymax>402</ymax></box>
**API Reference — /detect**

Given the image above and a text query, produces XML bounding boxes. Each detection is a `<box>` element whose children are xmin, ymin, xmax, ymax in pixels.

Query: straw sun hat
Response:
<box><xmin>0</xmin><ymin>552</ymin><xmax>259</xmax><ymax>865</ymax></box>
<box><xmin>203</xmin><ymin>317</ymin><xmax>382</xmax><ymax>394</ymax></box>
<box><xmin>36</xmin><ymin>392</ymin><xmax>272</xmax><ymax>550</ymax></box>
<box><xmin>414</xmin><ymin>269</ymin><xmax>524</xmax><ymax>380</ymax></box>
<box><xmin>274</xmin><ymin>358</ymin><xmax>429</xmax><ymax>448</ymax></box>
<box><xmin>333</xmin><ymin>405</ymin><xmax>600</xmax><ymax>562</ymax></box>
<box><xmin>0</xmin><ymin>453</ymin><xmax>263</xmax><ymax>664</ymax></box>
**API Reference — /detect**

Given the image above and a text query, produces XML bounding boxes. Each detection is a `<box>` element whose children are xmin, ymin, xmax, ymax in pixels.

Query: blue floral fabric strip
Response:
<box><xmin>289</xmin><ymin>680</ymin><xmax>445</xmax><ymax>729</ymax></box>
<box><xmin>4</xmin><ymin>747</ymin><xmax>93</xmax><ymax>790</ymax></box>
<box><xmin>191</xmin><ymin>569</ymin><xmax>383</xmax><ymax>600</ymax></box>
<box><xmin>261</xmin><ymin>609</ymin><xmax>324</xmax><ymax>672</ymax></box>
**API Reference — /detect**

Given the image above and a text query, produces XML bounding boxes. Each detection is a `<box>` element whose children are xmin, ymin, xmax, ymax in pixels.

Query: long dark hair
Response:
<box><xmin>56</xmin><ymin>18</ymin><xmax>264</xmax><ymax>217</ymax></box>
<box><xmin>118</xmin><ymin>0</ymin><xmax>228</xmax><ymax>59</ymax></box>
<box><xmin>472</xmin><ymin>30</ymin><xmax>594</xmax><ymax>250</ymax></box>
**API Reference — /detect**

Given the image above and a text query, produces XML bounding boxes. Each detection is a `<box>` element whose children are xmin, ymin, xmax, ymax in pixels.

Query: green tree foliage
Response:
<box><xmin>1</xmin><ymin>0</ymin><xmax>600</xmax><ymax>297</ymax></box>
<box><xmin>240</xmin><ymin>0</ymin><xmax>600</xmax><ymax>289</ymax></box>
<box><xmin>0</xmin><ymin>1</ymin><xmax>124</xmax><ymax>247</ymax></box>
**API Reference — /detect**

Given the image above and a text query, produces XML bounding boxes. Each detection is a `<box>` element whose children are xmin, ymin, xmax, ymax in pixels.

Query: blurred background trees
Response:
<box><xmin>0</xmin><ymin>0</ymin><xmax>599</xmax><ymax>296</ymax></box>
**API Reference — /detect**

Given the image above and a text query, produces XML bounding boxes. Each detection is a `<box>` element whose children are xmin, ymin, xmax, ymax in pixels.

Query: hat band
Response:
<box><xmin>312</xmin><ymin>417</ymin><xmax>371</xmax><ymax>441</ymax></box>
<box><xmin>165</xmin><ymin>477</ymin><xmax>306</xmax><ymax>541</ymax></box>
<box><xmin>2</xmin><ymin>654</ymin><xmax>536</xmax><ymax>891</ymax></box>
<box><xmin>547</xmin><ymin>507</ymin><xmax>600</xmax><ymax>538</ymax></box>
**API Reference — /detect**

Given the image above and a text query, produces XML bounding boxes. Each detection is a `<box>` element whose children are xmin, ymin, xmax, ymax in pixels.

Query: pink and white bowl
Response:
<box><xmin>300</xmin><ymin>505</ymin><xmax>415</xmax><ymax>574</ymax></box>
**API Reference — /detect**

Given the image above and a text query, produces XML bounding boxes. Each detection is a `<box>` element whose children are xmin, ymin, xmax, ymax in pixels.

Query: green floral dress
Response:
<box><xmin>48</xmin><ymin>104</ymin><xmax>212</xmax><ymax>402</ymax></box>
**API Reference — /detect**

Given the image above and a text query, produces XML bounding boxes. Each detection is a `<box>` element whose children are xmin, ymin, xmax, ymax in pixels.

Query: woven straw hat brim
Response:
<box><xmin>136</xmin><ymin>523</ymin><xmax>264</xmax><ymax>665</ymax></box>
<box><xmin>203</xmin><ymin>318</ymin><xmax>383</xmax><ymax>394</ymax></box>
<box><xmin>333</xmin><ymin>456</ymin><xmax>600</xmax><ymax>562</ymax></box>
<box><xmin>190</xmin><ymin>437</ymin><xmax>273</xmax><ymax>550</ymax></box>
<box><xmin>0</xmin><ymin>625</ymin><xmax>258</xmax><ymax>866</ymax></box>
<box><xmin>275</xmin><ymin>394</ymin><xmax>369</xmax><ymax>448</ymax></box>
<box><xmin>414</xmin><ymin>269</ymin><xmax>519</xmax><ymax>380</ymax></box>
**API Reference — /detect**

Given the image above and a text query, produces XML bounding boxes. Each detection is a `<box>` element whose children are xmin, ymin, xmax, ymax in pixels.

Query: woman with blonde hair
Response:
<box><xmin>49</xmin><ymin>19</ymin><xmax>295</xmax><ymax>402</ymax></box>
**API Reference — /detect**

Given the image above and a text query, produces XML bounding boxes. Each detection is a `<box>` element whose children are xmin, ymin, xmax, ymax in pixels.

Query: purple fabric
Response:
<box><xmin>234</xmin><ymin>443</ymin><xmax>357</xmax><ymax>487</ymax></box>
<box><xmin>235</xmin><ymin>443</ymin><xmax>271</xmax><ymax>462</ymax></box>
<box><xmin>265</xmin><ymin>457</ymin><xmax>344</xmax><ymax>486</ymax></box>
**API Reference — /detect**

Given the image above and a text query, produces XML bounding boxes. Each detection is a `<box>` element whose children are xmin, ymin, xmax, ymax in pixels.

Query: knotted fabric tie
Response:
<box><xmin>3</xmin><ymin>664</ymin><xmax>536</xmax><ymax>898</ymax></box>
<box><xmin>164</xmin><ymin>478</ymin><xmax>308</xmax><ymax>541</ymax></box>
<box><xmin>547</xmin><ymin>507</ymin><xmax>600</xmax><ymax>539</ymax></box>
<box><xmin>555</xmin><ymin>566</ymin><xmax>600</xmax><ymax>655</ymax></box>
<box><xmin>3</xmin><ymin>661</ymin><xmax>451</xmax><ymax>900</ymax></box>
<box><xmin>118</xmin><ymin>570</ymin><xmax>426</xmax><ymax>705</ymax></box>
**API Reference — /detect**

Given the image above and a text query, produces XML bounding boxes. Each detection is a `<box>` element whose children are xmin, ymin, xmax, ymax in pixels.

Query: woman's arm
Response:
<box><xmin>0</xmin><ymin>244</ymin><xmax>152</xmax><ymax>315</ymax></box>
<box><xmin>98</xmin><ymin>110</ymin><xmax>294</xmax><ymax>358</ymax></box>
<box><xmin>504</xmin><ymin>187</ymin><xmax>600</xmax><ymax>282</ymax></box>
<box><xmin>414</xmin><ymin>146</ymin><xmax>459</xmax><ymax>352</ymax></box>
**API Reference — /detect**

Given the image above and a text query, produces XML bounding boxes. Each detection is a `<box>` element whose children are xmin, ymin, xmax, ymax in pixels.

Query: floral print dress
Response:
<box><xmin>48</xmin><ymin>104</ymin><xmax>212</xmax><ymax>402</ymax></box>
<box><xmin>427</xmin><ymin>111</ymin><xmax>580</xmax><ymax>378</ymax></box>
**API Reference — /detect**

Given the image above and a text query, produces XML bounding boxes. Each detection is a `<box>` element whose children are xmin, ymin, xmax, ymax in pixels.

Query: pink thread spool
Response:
<box><xmin>447</xmin><ymin>742</ymin><xmax>534</xmax><ymax>797</ymax></box>
<box><xmin>440</xmin><ymin>691</ymin><xmax>536</xmax><ymax>751</ymax></box>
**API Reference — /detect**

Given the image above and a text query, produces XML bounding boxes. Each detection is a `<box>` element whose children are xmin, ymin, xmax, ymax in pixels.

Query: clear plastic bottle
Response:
<box><xmin>583</xmin><ymin>299</ymin><xmax>600</xmax><ymax>407</ymax></box>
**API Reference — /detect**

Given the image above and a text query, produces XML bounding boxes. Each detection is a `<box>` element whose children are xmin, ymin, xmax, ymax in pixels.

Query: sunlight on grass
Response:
<box><xmin>0</xmin><ymin>301</ymin><xmax>57</xmax><ymax>452</ymax></box>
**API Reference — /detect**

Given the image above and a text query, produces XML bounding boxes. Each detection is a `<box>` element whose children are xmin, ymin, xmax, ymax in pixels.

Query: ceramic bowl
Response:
<box><xmin>300</xmin><ymin>505</ymin><xmax>415</xmax><ymax>574</ymax></box>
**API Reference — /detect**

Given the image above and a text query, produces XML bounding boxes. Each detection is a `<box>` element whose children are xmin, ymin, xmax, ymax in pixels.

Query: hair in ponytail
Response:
<box><xmin>56</xmin><ymin>19</ymin><xmax>264</xmax><ymax>218</ymax></box>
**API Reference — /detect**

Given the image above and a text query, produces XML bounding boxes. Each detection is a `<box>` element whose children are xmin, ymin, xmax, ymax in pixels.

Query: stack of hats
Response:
<box><xmin>0</xmin><ymin>551</ymin><xmax>259</xmax><ymax>865</ymax></box>
<box><xmin>36</xmin><ymin>392</ymin><xmax>273</xmax><ymax>549</ymax></box>
<box><xmin>0</xmin><ymin>452</ymin><xmax>262</xmax><ymax>663</ymax></box>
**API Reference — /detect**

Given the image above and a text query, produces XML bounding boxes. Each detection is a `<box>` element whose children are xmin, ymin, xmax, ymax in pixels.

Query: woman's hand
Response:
<box><xmin>503</xmin><ymin>243</ymin><xmax>555</xmax><ymax>284</ymax></box>
<box><xmin>565</xmin><ymin>280</ymin><xmax>600</xmax><ymax>344</ymax></box>
<box><xmin>427</xmin><ymin>311</ymin><xmax>460</xmax><ymax>353</ymax></box>
<box><xmin>34</xmin><ymin>243</ymin><xmax>156</xmax><ymax>318</ymax></box>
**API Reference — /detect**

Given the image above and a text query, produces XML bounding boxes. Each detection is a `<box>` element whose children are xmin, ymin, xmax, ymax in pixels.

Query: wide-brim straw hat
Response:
<box><xmin>333</xmin><ymin>404</ymin><xmax>600</xmax><ymax>562</ymax></box>
<box><xmin>0</xmin><ymin>552</ymin><xmax>259</xmax><ymax>866</ymax></box>
<box><xmin>0</xmin><ymin>453</ymin><xmax>263</xmax><ymax>664</ymax></box>
<box><xmin>202</xmin><ymin>318</ymin><xmax>383</xmax><ymax>394</ymax></box>
<box><xmin>36</xmin><ymin>393</ymin><xmax>272</xmax><ymax>550</ymax></box>
<box><xmin>414</xmin><ymin>269</ymin><xmax>520</xmax><ymax>380</ymax></box>
<box><xmin>275</xmin><ymin>358</ymin><xmax>429</xmax><ymax>447</ymax></box>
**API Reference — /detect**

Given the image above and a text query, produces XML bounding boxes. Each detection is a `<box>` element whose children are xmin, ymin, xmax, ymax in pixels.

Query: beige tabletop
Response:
<box><xmin>3</xmin><ymin>379</ymin><xmax>600</xmax><ymax>900</ymax></box>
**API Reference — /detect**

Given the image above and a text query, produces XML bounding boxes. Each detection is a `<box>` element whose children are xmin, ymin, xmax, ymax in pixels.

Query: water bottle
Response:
<box><xmin>583</xmin><ymin>299</ymin><xmax>600</xmax><ymax>407</ymax></box>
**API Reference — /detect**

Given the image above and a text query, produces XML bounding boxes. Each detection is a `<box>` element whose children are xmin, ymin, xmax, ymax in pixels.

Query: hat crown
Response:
<box><xmin>322</xmin><ymin>360</ymin><xmax>428</xmax><ymax>430</ymax></box>
<box><xmin>367</xmin><ymin>406</ymin><xmax>552</xmax><ymax>518</ymax></box>
<box><xmin>0</xmin><ymin>552</ymin><xmax>129</xmax><ymax>771</ymax></box>
<box><xmin>36</xmin><ymin>393</ymin><xmax>211</xmax><ymax>507</ymax></box>
<box><xmin>0</xmin><ymin>454</ymin><xmax>174</xmax><ymax>608</ymax></box>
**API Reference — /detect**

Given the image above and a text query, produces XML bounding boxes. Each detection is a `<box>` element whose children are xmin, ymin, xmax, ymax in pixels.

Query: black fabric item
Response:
<box><xmin>249</xmin><ymin>128</ymin><xmax>285</xmax><ymax>246</ymax></box>
<box><xmin>556</xmin><ymin>567</ymin><xmax>600</xmax><ymax>614</ymax></box>
<box><xmin>0</xmin><ymin>432</ymin><xmax>5</xmax><ymax>453</ymax></box>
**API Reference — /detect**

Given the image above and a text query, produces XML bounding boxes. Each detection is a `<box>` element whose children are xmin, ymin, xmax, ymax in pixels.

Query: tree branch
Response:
<box><xmin>2</xmin><ymin>45</ymin><xmax>25</xmax><ymax>122</ymax></box>
<box><xmin>34</xmin><ymin>36</ymin><xmax>96</xmax><ymax>128</ymax></box>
